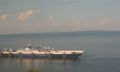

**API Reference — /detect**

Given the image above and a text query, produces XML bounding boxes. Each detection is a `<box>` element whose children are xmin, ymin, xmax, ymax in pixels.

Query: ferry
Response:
<box><xmin>0</xmin><ymin>45</ymin><xmax>84</xmax><ymax>59</ymax></box>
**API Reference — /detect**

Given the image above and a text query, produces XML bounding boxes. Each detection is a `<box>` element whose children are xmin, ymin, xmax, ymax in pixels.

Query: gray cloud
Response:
<box><xmin>0</xmin><ymin>14</ymin><xmax>8</xmax><ymax>21</ymax></box>
<box><xmin>18</xmin><ymin>10</ymin><xmax>34</xmax><ymax>22</ymax></box>
<box><xmin>98</xmin><ymin>18</ymin><xmax>109</xmax><ymax>26</ymax></box>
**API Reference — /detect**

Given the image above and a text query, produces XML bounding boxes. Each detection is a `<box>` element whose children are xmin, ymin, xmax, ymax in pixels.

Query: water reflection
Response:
<box><xmin>0</xmin><ymin>58</ymin><xmax>81</xmax><ymax>72</ymax></box>
<box><xmin>27</xmin><ymin>69</ymin><xmax>40</xmax><ymax>72</ymax></box>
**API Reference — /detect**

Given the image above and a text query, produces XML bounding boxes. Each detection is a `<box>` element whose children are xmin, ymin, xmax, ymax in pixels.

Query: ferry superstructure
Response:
<box><xmin>0</xmin><ymin>46</ymin><xmax>84</xmax><ymax>59</ymax></box>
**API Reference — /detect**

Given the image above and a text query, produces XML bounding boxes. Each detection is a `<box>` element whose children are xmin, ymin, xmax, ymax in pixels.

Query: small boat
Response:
<box><xmin>0</xmin><ymin>45</ymin><xmax>84</xmax><ymax>59</ymax></box>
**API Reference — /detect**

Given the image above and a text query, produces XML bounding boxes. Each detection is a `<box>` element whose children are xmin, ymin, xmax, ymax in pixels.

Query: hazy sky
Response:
<box><xmin>0</xmin><ymin>0</ymin><xmax>120</xmax><ymax>34</ymax></box>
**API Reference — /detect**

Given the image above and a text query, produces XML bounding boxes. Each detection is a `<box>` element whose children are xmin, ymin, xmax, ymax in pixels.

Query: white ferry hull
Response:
<box><xmin>0</xmin><ymin>53</ymin><xmax>83</xmax><ymax>59</ymax></box>
<box><xmin>0</xmin><ymin>47</ymin><xmax>84</xmax><ymax>59</ymax></box>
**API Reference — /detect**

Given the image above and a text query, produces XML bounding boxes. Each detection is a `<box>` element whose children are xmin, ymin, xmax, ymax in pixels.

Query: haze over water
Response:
<box><xmin>0</xmin><ymin>31</ymin><xmax>120</xmax><ymax>72</ymax></box>
<box><xmin>1</xmin><ymin>0</ymin><xmax>120</xmax><ymax>72</ymax></box>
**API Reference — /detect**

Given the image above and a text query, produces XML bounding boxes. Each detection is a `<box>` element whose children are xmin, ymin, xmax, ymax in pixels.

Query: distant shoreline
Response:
<box><xmin>0</xmin><ymin>30</ymin><xmax>120</xmax><ymax>36</ymax></box>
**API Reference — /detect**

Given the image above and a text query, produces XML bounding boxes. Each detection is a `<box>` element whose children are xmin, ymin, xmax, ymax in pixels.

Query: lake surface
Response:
<box><xmin>0</xmin><ymin>31</ymin><xmax>120</xmax><ymax>72</ymax></box>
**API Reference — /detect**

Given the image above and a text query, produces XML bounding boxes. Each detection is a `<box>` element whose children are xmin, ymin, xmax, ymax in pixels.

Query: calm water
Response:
<box><xmin>0</xmin><ymin>31</ymin><xmax>120</xmax><ymax>72</ymax></box>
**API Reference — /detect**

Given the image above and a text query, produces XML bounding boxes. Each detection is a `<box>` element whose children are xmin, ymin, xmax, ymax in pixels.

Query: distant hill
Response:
<box><xmin>0</xmin><ymin>30</ymin><xmax>120</xmax><ymax>38</ymax></box>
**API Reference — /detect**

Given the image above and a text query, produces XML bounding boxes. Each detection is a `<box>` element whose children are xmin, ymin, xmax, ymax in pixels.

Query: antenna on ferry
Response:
<box><xmin>52</xmin><ymin>48</ymin><xmax>54</xmax><ymax>50</ymax></box>
<box><xmin>37</xmin><ymin>45</ymin><xmax>42</xmax><ymax>50</ymax></box>
<box><xmin>37</xmin><ymin>45</ymin><xmax>42</xmax><ymax>49</ymax></box>
<box><xmin>3</xmin><ymin>48</ymin><xmax>7</xmax><ymax>52</ymax></box>
<box><xmin>9</xmin><ymin>48</ymin><xmax>12</xmax><ymax>52</ymax></box>
<box><xmin>32</xmin><ymin>48</ymin><xmax>34</xmax><ymax>50</ymax></box>
<box><xmin>43</xmin><ymin>46</ymin><xmax>46</xmax><ymax>49</ymax></box>
<box><xmin>47</xmin><ymin>47</ymin><xmax>50</xmax><ymax>50</ymax></box>
<box><xmin>27</xmin><ymin>43</ymin><xmax>32</xmax><ymax>48</ymax></box>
